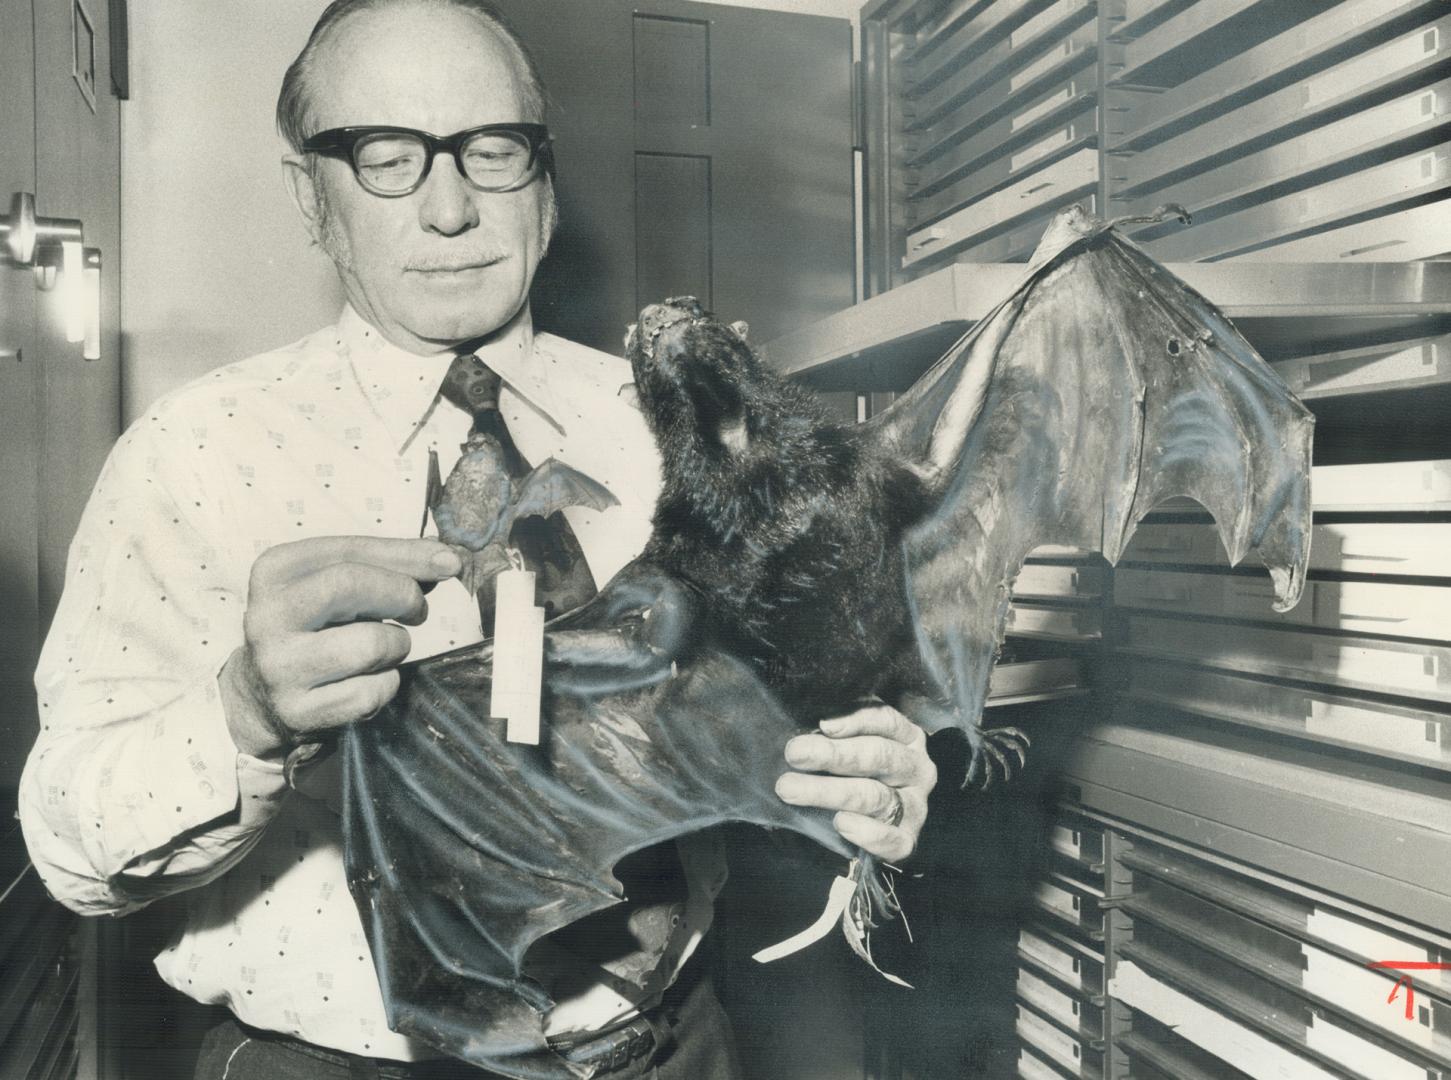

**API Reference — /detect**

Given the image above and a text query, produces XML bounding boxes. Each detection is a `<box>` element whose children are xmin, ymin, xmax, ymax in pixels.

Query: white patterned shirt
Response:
<box><xmin>19</xmin><ymin>306</ymin><xmax>725</xmax><ymax>1058</ymax></box>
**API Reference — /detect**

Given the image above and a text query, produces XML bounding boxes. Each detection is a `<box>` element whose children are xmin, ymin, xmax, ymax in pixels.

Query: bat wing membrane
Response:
<box><xmin>883</xmin><ymin>210</ymin><xmax>1312</xmax><ymax>740</ymax></box>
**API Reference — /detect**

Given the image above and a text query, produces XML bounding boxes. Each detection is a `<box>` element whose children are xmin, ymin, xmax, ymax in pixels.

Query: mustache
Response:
<box><xmin>404</xmin><ymin>253</ymin><xmax>508</xmax><ymax>271</ymax></box>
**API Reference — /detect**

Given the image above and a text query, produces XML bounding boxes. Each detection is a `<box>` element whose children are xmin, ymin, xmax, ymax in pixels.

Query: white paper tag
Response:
<box><xmin>752</xmin><ymin>873</ymin><xmax>856</xmax><ymax>964</ymax></box>
<box><xmin>490</xmin><ymin>565</ymin><xmax>545</xmax><ymax>744</ymax></box>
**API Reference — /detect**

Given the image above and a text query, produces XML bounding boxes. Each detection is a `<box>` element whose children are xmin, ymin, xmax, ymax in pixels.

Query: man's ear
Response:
<box><xmin>282</xmin><ymin>154</ymin><xmax>325</xmax><ymax>244</ymax></box>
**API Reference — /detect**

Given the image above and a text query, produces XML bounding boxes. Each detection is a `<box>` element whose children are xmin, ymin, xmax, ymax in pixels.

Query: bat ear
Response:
<box><xmin>729</xmin><ymin>321</ymin><xmax>750</xmax><ymax>342</ymax></box>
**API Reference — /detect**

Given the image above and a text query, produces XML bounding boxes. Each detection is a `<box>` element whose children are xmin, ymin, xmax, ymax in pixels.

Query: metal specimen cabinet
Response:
<box><xmin>763</xmin><ymin>1</ymin><xmax>1451</xmax><ymax>1075</ymax></box>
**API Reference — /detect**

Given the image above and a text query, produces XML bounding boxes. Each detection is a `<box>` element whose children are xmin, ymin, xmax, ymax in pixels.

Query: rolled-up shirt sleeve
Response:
<box><xmin>19</xmin><ymin>419</ymin><xmax>287</xmax><ymax>916</ymax></box>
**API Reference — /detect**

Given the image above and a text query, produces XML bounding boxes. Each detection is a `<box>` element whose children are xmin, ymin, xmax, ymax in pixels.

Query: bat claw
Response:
<box><xmin>961</xmin><ymin>725</ymin><xmax>1031</xmax><ymax>790</ymax></box>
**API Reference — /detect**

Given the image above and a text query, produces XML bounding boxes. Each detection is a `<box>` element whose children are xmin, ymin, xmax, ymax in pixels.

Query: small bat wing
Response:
<box><xmin>420</xmin><ymin>448</ymin><xmax>443</xmax><ymax>538</ymax></box>
<box><xmin>873</xmin><ymin>206</ymin><xmax>1312</xmax><ymax>747</ymax></box>
<box><xmin>510</xmin><ymin>459</ymin><xmax>620</xmax><ymax>525</ymax></box>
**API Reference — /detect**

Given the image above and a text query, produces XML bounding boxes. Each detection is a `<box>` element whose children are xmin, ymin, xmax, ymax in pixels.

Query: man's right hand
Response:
<box><xmin>220</xmin><ymin>536</ymin><xmax>464</xmax><ymax>759</ymax></box>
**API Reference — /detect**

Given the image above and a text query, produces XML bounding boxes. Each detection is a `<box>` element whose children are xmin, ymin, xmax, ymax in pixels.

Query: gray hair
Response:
<box><xmin>276</xmin><ymin>0</ymin><xmax>548</xmax><ymax>152</ymax></box>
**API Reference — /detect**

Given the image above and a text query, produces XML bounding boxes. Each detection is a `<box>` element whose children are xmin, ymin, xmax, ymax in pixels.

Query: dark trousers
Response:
<box><xmin>192</xmin><ymin>973</ymin><xmax>742</xmax><ymax>1080</ymax></box>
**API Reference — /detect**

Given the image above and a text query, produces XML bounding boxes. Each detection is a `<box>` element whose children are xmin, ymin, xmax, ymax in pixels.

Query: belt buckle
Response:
<box><xmin>554</xmin><ymin>1015</ymin><xmax>655</xmax><ymax>1074</ymax></box>
<box><xmin>596</xmin><ymin>1021</ymin><xmax>653</xmax><ymax>1074</ymax></box>
<box><xmin>608</xmin><ymin>1031</ymin><xmax>633</xmax><ymax>1070</ymax></box>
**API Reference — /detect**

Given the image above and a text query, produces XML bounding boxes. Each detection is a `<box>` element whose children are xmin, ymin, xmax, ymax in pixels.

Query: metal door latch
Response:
<box><xmin>1</xmin><ymin>191</ymin><xmax>103</xmax><ymax>359</ymax></box>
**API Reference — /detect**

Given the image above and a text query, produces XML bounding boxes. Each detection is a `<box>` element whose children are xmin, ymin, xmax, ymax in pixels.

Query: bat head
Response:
<box><xmin>625</xmin><ymin>296</ymin><xmax>760</xmax><ymax>454</ymax></box>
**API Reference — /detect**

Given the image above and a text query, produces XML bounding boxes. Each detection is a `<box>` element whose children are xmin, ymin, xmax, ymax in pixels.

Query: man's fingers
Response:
<box><xmin>775</xmin><ymin>773</ymin><xmax>898</xmax><ymax>820</ymax></box>
<box><xmin>269</xmin><ymin>562</ymin><xmax>430</xmax><ymax>631</ymax></box>
<box><xmin>277</xmin><ymin>621</ymin><xmax>413</xmax><ymax>690</ymax></box>
<box><xmin>776</xmin><ymin>773</ymin><xmax>921</xmax><ymax>861</ymax></box>
<box><xmin>251</xmin><ymin>535</ymin><xmax>462</xmax><ymax>589</ymax></box>
<box><xmin>783</xmin><ymin>732</ymin><xmax>922</xmax><ymax>787</ymax></box>
<box><xmin>779</xmin><ymin>706</ymin><xmax>937</xmax><ymax>862</ymax></box>
<box><xmin>818</xmin><ymin>703</ymin><xmax>922</xmax><ymax>746</ymax></box>
<box><xmin>832</xmin><ymin>812</ymin><xmax>915</xmax><ymax>863</ymax></box>
<box><xmin>281</xmin><ymin>669</ymin><xmax>402</xmax><ymax>737</ymax></box>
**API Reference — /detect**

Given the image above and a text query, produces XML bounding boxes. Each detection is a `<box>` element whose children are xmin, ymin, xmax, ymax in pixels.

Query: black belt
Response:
<box><xmin>235</xmin><ymin>1011</ymin><xmax>659</xmax><ymax>1079</ymax></box>
<box><xmin>548</xmin><ymin>1013</ymin><xmax>659</xmax><ymax>1073</ymax></box>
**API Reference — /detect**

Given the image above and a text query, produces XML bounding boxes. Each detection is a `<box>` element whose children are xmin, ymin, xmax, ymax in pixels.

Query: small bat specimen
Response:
<box><xmin>342</xmin><ymin>206</ymin><xmax>1313</xmax><ymax>1077</ymax></box>
<box><xmin>425</xmin><ymin>434</ymin><xmax>618</xmax><ymax>595</ymax></box>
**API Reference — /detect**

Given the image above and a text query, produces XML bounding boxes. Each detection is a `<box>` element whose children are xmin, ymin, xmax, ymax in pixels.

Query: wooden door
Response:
<box><xmin>0</xmin><ymin>0</ymin><xmax>43</xmax><ymax>803</ymax></box>
<box><xmin>498</xmin><ymin>0</ymin><xmax>856</xmax><ymax>354</ymax></box>
<box><xmin>0</xmin><ymin>0</ymin><xmax>123</xmax><ymax>800</ymax></box>
<box><xmin>2</xmin><ymin>3</ymin><xmax>122</xmax><ymax>1077</ymax></box>
<box><xmin>32</xmin><ymin>0</ymin><xmax>123</xmax><ymax>627</ymax></box>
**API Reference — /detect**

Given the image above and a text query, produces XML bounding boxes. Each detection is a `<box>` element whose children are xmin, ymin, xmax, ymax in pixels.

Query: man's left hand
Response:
<box><xmin>775</xmin><ymin>703</ymin><xmax>937</xmax><ymax>863</ymax></box>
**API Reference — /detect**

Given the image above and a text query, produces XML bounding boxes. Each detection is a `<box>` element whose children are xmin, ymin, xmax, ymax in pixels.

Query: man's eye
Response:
<box><xmin>363</xmin><ymin>156</ymin><xmax>415</xmax><ymax>172</ymax></box>
<box><xmin>465</xmin><ymin>149</ymin><xmax>521</xmax><ymax>170</ymax></box>
<box><xmin>357</xmin><ymin>139</ymin><xmax>424</xmax><ymax>173</ymax></box>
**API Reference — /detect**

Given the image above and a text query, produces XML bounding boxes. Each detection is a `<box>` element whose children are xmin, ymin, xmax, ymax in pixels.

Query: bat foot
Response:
<box><xmin>961</xmin><ymin>725</ymin><xmax>1031</xmax><ymax>790</ymax></box>
<box><xmin>1106</xmin><ymin>203</ymin><xmax>1192</xmax><ymax>231</ymax></box>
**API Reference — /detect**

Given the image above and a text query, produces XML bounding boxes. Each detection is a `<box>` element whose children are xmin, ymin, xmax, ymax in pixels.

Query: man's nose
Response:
<box><xmin>416</xmin><ymin>153</ymin><xmax>480</xmax><ymax>235</ymax></box>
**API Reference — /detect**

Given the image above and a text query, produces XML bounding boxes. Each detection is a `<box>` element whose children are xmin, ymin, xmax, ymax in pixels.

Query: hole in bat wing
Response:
<box><xmin>527</xmin><ymin>842</ymin><xmax>692</xmax><ymax>993</ymax></box>
<box><xmin>1166</xmin><ymin>338</ymin><xmax>1181</xmax><ymax>356</ymax></box>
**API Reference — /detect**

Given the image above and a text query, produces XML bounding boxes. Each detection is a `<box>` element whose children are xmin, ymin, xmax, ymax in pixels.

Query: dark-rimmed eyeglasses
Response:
<box><xmin>301</xmin><ymin>123</ymin><xmax>554</xmax><ymax>197</ymax></box>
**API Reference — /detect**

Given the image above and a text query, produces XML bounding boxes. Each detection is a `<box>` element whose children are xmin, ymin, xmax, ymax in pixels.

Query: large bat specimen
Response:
<box><xmin>341</xmin><ymin>206</ymin><xmax>1313</xmax><ymax>1077</ymax></box>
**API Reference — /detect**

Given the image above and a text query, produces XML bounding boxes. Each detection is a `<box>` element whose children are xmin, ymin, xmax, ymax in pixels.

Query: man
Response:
<box><xmin>20</xmin><ymin>2</ymin><xmax>938</xmax><ymax>1077</ymax></box>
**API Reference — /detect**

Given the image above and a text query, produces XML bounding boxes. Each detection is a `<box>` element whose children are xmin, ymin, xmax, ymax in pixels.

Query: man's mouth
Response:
<box><xmin>407</xmin><ymin>256</ymin><xmax>505</xmax><ymax>274</ymax></box>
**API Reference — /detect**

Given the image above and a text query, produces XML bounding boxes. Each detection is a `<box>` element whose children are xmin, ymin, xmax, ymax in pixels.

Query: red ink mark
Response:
<box><xmin>1366</xmin><ymin>961</ymin><xmax>1451</xmax><ymax>1021</ymax></box>
<box><xmin>1387</xmin><ymin>975</ymin><xmax>1415</xmax><ymax>1020</ymax></box>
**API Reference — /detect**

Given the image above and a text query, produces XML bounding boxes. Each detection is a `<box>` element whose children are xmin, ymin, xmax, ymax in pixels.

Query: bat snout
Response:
<box><xmin>634</xmin><ymin>299</ymin><xmax>705</xmax><ymax>365</ymax></box>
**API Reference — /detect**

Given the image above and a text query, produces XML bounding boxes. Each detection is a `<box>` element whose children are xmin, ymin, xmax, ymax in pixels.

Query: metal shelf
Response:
<box><xmin>1066</xmin><ymin>720</ymin><xmax>1451</xmax><ymax>928</ymax></box>
<box><xmin>910</xmin><ymin>38</ymin><xmax>1098</xmax><ymax>165</ymax></box>
<box><xmin>1120</xmin><ymin>890</ymin><xmax>1451</xmax><ymax>1067</ymax></box>
<box><xmin>1113</xmin><ymin>79</ymin><xmax>1451</xmax><ymax>230</ymax></box>
<box><xmin>1112</xmin><ymin>0</ymin><xmax>1352</xmax><ymax>92</ymax></box>
<box><xmin>1230</xmin><ymin>197</ymin><xmax>1451</xmax><ymax>263</ymax></box>
<box><xmin>1113</xmin><ymin>0</ymin><xmax>1447</xmax><ymax>151</ymax></box>
<box><xmin>764</xmin><ymin>260</ymin><xmax>1451</xmax><ymax>382</ymax></box>
<box><xmin>904</xmin><ymin>145</ymin><xmax>1098</xmax><ymax>265</ymax></box>
<box><xmin>909</xmin><ymin>0</ymin><xmax>1097</xmax><ymax>133</ymax></box>
<box><xmin>1118</xmin><ymin>613</ymin><xmax>1451</xmax><ymax>702</ymax></box>
<box><xmin>1116</xmin><ymin>1025</ymin><xmax>1250</xmax><ymax>1080</ymax></box>
<box><xmin>1123</xmin><ymin>520</ymin><xmax>1451</xmax><ymax>577</ymax></box>
<box><xmin>1271</xmin><ymin>331</ymin><xmax>1451</xmax><ymax>400</ymax></box>
<box><xmin>1119</xmin><ymin>660</ymin><xmax>1451</xmax><ymax>772</ymax></box>
<box><xmin>914</xmin><ymin>115</ymin><xmax>1099</xmax><ymax>227</ymax></box>
<box><xmin>908</xmin><ymin>70</ymin><xmax>1096</xmax><ymax>179</ymax></box>
<box><xmin>909</xmin><ymin>0</ymin><xmax>1063</xmax><ymax>91</ymax></box>
<box><xmin>989</xmin><ymin>658</ymin><xmax>1087</xmax><ymax>703</ymax></box>
<box><xmin>1114</xmin><ymin>567</ymin><xmax>1451</xmax><ymax>640</ymax></box>
<box><xmin>1138</xmin><ymin>147</ymin><xmax>1450</xmax><ymax>262</ymax></box>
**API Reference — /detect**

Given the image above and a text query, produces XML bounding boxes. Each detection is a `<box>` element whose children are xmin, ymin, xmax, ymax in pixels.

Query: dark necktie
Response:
<box><xmin>439</xmin><ymin>353</ymin><xmax>598</xmax><ymax>623</ymax></box>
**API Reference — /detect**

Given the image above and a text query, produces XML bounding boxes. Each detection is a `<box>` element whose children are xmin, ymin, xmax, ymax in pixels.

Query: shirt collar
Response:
<box><xmin>337</xmin><ymin>304</ymin><xmax>569</xmax><ymax>453</ymax></box>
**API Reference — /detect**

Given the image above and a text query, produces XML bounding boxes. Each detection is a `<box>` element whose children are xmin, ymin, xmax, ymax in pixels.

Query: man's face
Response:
<box><xmin>296</xmin><ymin>4</ymin><xmax>554</xmax><ymax>354</ymax></box>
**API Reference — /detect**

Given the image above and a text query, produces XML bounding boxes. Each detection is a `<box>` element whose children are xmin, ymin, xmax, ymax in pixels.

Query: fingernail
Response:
<box><xmin>431</xmin><ymin>549</ymin><xmax>463</xmax><ymax>576</ymax></box>
<box><xmin>819</xmin><ymin>717</ymin><xmax>844</xmax><ymax>733</ymax></box>
<box><xmin>784</xmin><ymin>738</ymin><xmax>811</xmax><ymax>767</ymax></box>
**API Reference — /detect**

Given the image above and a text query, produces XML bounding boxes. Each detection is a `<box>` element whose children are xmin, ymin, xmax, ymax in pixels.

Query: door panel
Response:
<box><xmin>0</xmin><ymin>0</ymin><xmax>41</xmax><ymax>799</ymax></box>
<box><xmin>634</xmin><ymin>13</ymin><xmax>712</xmax><ymax>126</ymax></box>
<box><xmin>635</xmin><ymin>153</ymin><xmax>714</xmax><ymax>307</ymax></box>
<box><xmin>641</xmin><ymin>0</ymin><xmax>855</xmax><ymax>345</ymax></box>
<box><xmin>503</xmin><ymin>0</ymin><xmax>855</xmax><ymax>353</ymax></box>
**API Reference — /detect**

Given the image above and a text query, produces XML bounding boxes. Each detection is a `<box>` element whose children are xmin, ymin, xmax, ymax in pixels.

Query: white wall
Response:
<box><xmin>120</xmin><ymin>2</ymin><xmax>343</xmax><ymax>421</ymax></box>
<box><xmin>119</xmin><ymin>0</ymin><xmax>859</xmax><ymax>422</ymax></box>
